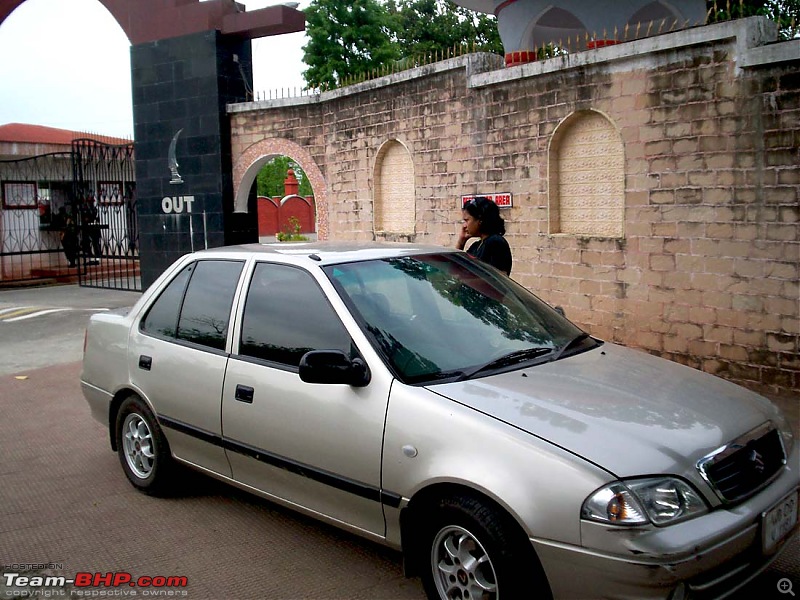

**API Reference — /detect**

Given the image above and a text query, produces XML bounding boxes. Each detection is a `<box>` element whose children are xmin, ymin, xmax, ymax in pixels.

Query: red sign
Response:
<box><xmin>461</xmin><ymin>193</ymin><xmax>513</xmax><ymax>208</ymax></box>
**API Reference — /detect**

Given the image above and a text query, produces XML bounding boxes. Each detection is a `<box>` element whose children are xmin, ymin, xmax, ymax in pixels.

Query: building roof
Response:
<box><xmin>452</xmin><ymin>1</ymin><xmax>707</xmax><ymax>55</ymax></box>
<box><xmin>0</xmin><ymin>123</ymin><xmax>130</xmax><ymax>146</ymax></box>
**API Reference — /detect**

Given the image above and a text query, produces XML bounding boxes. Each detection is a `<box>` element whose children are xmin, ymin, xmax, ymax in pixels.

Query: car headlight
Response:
<box><xmin>582</xmin><ymin>477</ymin><xmax>708</xmax><ymax>526</ymax></box>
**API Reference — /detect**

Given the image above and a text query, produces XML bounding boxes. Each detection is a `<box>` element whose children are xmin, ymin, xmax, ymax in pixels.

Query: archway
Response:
<box><xmin>1</xmin><ymin>0</ymin><xmax>305</xmax><ymax>46</ymax></box>
<box><xmin>232</xmin><ymin>138</ymin><xmax>329</xmax><ymax>240</ymax></box>
<box><xmin>1</xmin><ymin>0</ymin><xmax>155</xmax><ymax>44</ymax></box>
<box><xmin>0</xmin><ymin>0</ymin><xmax>132</xmax><ymax>136</ymax></box>
<box><xmin>1</xmin><ymin>0</ymin><xmax>307</xmax><ymax>288</ymax></box>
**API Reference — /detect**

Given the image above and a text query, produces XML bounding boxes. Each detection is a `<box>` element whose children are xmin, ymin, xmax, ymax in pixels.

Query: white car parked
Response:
<box><xmin>81</xmin><ymin>242</ymin><xmax>798</xmax><ymax>599</ymax></box>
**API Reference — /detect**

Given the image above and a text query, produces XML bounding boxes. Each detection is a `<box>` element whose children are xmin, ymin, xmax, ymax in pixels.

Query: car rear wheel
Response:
<box><xmin>115</xmin><ymin>395</ymin><xmax>174</xmax><ymax>495</ymax></box>
<box><xmin>421</xmin><ymin>495</ymin><xmax>551</xmax><ymax>600</ymax></box>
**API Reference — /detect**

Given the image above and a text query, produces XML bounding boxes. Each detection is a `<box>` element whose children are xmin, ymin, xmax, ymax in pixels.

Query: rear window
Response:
<box><xmin>141</xmin><ymin>260</ymin><xmax>243</xmax><ymax>351</ymax></box>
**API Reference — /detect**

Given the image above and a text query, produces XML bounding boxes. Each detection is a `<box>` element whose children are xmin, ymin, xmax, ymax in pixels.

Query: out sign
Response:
<box><xmin>162</xmin><ymin>195</ymin><xmax>195</xmax><ymax>214</ymax></box>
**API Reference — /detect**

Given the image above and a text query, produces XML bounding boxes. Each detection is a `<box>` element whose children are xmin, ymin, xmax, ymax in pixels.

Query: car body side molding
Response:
<box><xmin>158</xmin><ymin>414</ymin><xmax>402</xmax><ymax>508</ymax></box>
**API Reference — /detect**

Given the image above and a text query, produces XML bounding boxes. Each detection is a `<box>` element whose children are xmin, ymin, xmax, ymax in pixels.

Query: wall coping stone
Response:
<box><xmin>227</xmin><ymin>53</ymin><xmax>504</xmax><ymax>114</ymax></box>
<box><xmin>741</xmin><ymin>38</ymin><xmax>800</xmax><ymax>68</ymax></box>
<box><xmin>227</xmin><ymin>17</ymin><xmax>787</xmax><ymax>119</ymax></box>
<box><xmin>470</xmin><ymin>16</ymin><xmax>779</xmax><ymax>88</ymax></box>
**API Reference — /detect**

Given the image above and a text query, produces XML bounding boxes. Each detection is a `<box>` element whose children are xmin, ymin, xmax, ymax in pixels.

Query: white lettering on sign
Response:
<box><xmin>461</xmin><ymin>193</ymin><xmax>513</xmax><ymax>208</ymax></box>
<box><xmin>162</xmin><ymin>195</ymin><xmax>195</xmax><ymax>214</ymax></box>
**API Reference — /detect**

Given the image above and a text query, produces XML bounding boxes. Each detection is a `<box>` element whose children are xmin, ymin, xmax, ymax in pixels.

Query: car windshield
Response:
<box><xmin>324</xmin><ymin>253</ymin><xmax>595</xmax><ymax>384</ymax></box>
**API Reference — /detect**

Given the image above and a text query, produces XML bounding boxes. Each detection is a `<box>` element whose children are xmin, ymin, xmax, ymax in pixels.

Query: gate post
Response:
<box><xmin>132</xmin><ymin>31</ymin><xmax>258</xmax><ymax>288</ymax></box>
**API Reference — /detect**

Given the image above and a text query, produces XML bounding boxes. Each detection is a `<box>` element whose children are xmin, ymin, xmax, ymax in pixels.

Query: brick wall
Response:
<box><xmin>229</xmin><ymin>18</ymin><xmax>799</xmax><ymax>396</ymax></box>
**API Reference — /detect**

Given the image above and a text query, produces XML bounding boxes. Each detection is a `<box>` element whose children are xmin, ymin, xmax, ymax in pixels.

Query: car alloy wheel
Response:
<box><xmin>122</xmin><ymin>412</ymin><xmax>155</xmax><ymax>479</ymax></box>
<box><xmin>115</xmin><ymin>395</ymin><xmax>175</xmax><ymax>495</ymax></box>
<box><xmin>420</xmin><ymin>495</ymin><xmax>551</xmax><ymax>600</ymax></box>
<box><xmin>431</xmin><ymin>524</ymin><xmax>498</xmax><ymax>599</ymax></box>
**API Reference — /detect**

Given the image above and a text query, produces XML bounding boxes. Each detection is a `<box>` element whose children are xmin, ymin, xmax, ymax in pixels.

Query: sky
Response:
<box><xmin>0</xmin><ymin>0</ymin><xmax>313</xmax><ymax>138</ymax></box>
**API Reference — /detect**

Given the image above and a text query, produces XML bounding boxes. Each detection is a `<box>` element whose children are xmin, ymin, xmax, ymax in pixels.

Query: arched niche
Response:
<box><xmin>373</xmin><ymin>139</ymin><xmax>415</xmax><ymax>238</ymax></box>
<box><xmin>548</xmin><ymin>109</ymin><xmax>625</xmax><ymax>238</ymax></box>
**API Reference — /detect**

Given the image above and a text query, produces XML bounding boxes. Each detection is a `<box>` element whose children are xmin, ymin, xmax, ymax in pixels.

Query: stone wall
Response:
<box><xmin>229</xmin><ymin>17</ymin><xmax>799</xmax><ymax>396</ymax></box>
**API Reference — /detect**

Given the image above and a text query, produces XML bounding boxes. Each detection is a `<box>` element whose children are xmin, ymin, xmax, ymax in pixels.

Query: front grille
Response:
<box><xmin>698</xmin><ymin>423</ymin><xmax>787</xmax><ymax>503</ymax></box>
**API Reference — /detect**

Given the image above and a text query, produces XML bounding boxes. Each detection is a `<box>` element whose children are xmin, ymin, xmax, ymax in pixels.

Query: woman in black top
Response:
<box><xmin>456</xmin><ymin>196</ymin><xmax>512</xmax><ymax>275</ymax></box>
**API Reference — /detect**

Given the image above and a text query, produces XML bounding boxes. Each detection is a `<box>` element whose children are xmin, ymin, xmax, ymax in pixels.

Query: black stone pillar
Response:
<box><xmin>131</xmin><ymin>30</ymin><xmax>258</xmax><ymax>289</ymax></box>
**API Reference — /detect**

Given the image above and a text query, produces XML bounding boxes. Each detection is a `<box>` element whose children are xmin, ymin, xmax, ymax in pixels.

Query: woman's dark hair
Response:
<box><xmin>463</xmin><ymin>196</ymin><xmax>505</xmax><ymax>236</ymax></box>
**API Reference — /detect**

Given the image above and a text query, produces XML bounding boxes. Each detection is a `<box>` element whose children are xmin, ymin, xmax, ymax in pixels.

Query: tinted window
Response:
<box><xmin>141</xmin><ymin>264</ymin><xmax>192</xmax><ymax>338</ymax></box>
<box><xmin>176</xmin><ymin>260</ymin><xmax>244</xmax><ymax>351</ymax></box>
<box><xmin>239</xmin><ymin>263</ymin><xmax>352</xmax><ymax>367</ymax></box>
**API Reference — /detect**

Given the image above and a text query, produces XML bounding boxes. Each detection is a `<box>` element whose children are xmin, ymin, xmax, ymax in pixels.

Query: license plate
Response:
<box><xmin>762</xmin><ymin>490</ymin><xmax>798</xmax><ymax>554</ymax></box>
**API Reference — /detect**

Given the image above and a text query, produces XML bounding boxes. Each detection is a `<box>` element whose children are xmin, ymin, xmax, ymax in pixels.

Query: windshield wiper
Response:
<box><xmin>455</xmin><ymin>347</ymin><xmax>552</xmax><ymax>382</ymax></box>
<box><xmin>550</xmin><ymin>332</ymin><xmax>592</xmax><ymax>363</ymax></box>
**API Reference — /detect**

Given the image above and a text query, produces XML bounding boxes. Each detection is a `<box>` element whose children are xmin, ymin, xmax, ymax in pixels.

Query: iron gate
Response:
<box><xmin>71</xmin><ymin>139</ymin><xmax>139</xmax><ymax>291</ymax></box>
<box><xmin>0</xmin><ymin>139</ymin><xmax>139</xmax><ymax>291</ymax></box>
<box><xmin>0</xmin><ymin>152</ymin><xmax>73</xmax><ymax>285</ymax></box>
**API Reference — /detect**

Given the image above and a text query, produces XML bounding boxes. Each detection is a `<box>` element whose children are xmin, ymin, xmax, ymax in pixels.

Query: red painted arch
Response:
<box><xmin>0</xmin><ymin>0</ymin><xmax>303</xmax><ymax>45</ymax></box>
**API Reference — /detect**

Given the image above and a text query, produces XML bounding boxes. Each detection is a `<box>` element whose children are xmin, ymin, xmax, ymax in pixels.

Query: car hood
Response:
<box><xmin>428</xmin><ymin>343</ymin><xmax>782</xmax><ymax>479</ymax></box>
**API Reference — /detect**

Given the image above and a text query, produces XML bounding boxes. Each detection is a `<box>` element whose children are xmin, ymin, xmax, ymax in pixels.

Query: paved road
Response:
<box><xmin>0</xmin><ymin>284</ymin><xmax>797</xmax><ymax>599</ymax></box>
<box><xmin>0</xmin><ymin>284</ymin><xmax>140</xmax><ymax>376</ymax></box>
<box><xmin>0</xmin><ymin>362</ymin><xmax>423</xmax><ymax>600</ymax></box>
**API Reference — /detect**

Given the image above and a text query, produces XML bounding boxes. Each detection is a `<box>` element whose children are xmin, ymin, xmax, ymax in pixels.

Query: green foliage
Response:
<box><xmin>256</xmin><ymin>156</ymin><xmax>313</xmax><ymax>198</ymax></box>
<box><xmin>707</xmin><ymin>0</ymin><xmax>799</xmax><ymax>39</ymax></box>
<box><xmin>302</xmin><ymin>0</ymin><xmax>399</xmax><ymax>88</ymax></box>
<box><xmin>762</xmin><ymin>0</ymin><xmax>799</xmax><ymax>39</ymax></box>
<box><xmin>535</xmin><ymin>43</ymin><xmax>569</xmax><ymax>60</ymax></box>
<box><xmin>387</xmin><ymin>0</ymin><xmax>502</xmax><ymax>58</ymax></box>
<box><xmin>302</xmin><ymin>0</ymin><xmax>501</xmax><ymax>89</ymax></box>
<box><xmin>276</xmin><ymin>216</ymin><xmax>309</xmax><ymax>242</ymax></box>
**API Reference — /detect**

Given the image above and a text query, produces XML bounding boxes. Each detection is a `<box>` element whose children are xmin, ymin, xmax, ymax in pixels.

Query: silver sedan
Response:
<box><xmin>81</xmin><ymin>242</ymin><xmax>799</xmax><ymax>599</ymax></box>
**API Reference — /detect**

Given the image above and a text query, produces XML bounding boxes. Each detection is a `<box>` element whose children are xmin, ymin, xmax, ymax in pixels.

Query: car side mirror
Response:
<box><xmin>299</xmin><ymin>350</ymin><xmax>370</xmax><ymax>387</ymax></box>
<box><xmin>554</xmin><ymin>306</ymin><xmax>566</xmax><ymax>317</ymax></box>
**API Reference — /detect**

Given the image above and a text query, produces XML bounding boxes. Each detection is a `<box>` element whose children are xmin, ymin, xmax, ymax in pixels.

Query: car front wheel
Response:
<box><xmin>115</xmin><ymin>395</ymin><xmax>173</xmax><ymax>495</ymax></box>
<box><xmin>421</xmin><ymin>495</ymin><xmax>551</xmax><ymax>600</ymax></box>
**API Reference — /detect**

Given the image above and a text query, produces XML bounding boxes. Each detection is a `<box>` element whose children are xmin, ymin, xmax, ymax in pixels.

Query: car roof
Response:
<box><xmin>189</xmin><ymin>241</ymin><xmax>458</xmax><ymax>266</ymax></box>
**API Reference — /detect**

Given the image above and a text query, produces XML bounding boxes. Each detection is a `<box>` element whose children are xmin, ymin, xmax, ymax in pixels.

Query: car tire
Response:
<box><xmin>421</xmin><ymin>494</ymin><xmax>551</xmax><ymax>600</ymax></box>
<box><xmin>115</xmin><ymin>395</ymin><xmax>174</xmax><ymax>495</ymax></box>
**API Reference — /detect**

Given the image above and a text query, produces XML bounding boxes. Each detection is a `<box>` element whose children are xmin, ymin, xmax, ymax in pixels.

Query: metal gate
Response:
<box><xmin>0</xmin><ymin>139</ymin><xmax>139</xmax><ymax>291</ymax></box>
<box><xmin>0</xmin><ymin>152</ymin><xmax>74</xmax><ymax>285</ymax></box>
<box><xmin>71</xmin><ymin>139</ymin><xmax>139</xmax><ymax>291</ymax></box>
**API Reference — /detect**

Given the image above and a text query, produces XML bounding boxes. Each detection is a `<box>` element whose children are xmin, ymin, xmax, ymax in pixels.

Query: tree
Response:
<box><xmin>760</xmin><ymin>0</ymin><xmax>799</xmax><ymax>39</ymax></box>
<box><xmin>257</xmin><ymin>157</ymin><xmax>313</xmax><ymax>198</ymax></box>
<box><xmin>302</xmin><ymin>0</ymin><xmax>399</xmax><ymax>88</ymax></box>
<box><xmin>707</xmin><ymin>0</ymin><xmax>799</xmax><ymax>39</ymax></box>
<box><xmin>387</xmin><ymin>0</ymin><xmax>502</xmax><ymax>59</ymax></box>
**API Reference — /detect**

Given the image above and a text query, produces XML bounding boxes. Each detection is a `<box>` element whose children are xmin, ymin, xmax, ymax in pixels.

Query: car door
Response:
<box><xmin>221</xmin><ymin>261</ymin><xmax>392</xmax><ymax>537</ymax></box>
<box><xmin>130</xmin><ymin>259</ymin><xmax>245</xmax><ymax>477</ymax></box>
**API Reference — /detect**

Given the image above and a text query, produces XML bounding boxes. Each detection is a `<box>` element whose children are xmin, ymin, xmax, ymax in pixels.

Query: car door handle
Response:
<box><xmin>138</xmin><ymin>355</ymin><xmax>152</xmax><ymax>371</ymax></box>
<box><xmin>235</xmin><ymin>384</ymin><xmax>254</xmax><ymax>404</ymax></box>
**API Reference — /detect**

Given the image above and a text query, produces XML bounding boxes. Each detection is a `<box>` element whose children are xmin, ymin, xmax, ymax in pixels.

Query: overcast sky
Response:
<box><xmin>0</xmin><ymin>0</ymin><xmax>312</xmax><ymax>138</ymax></box>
